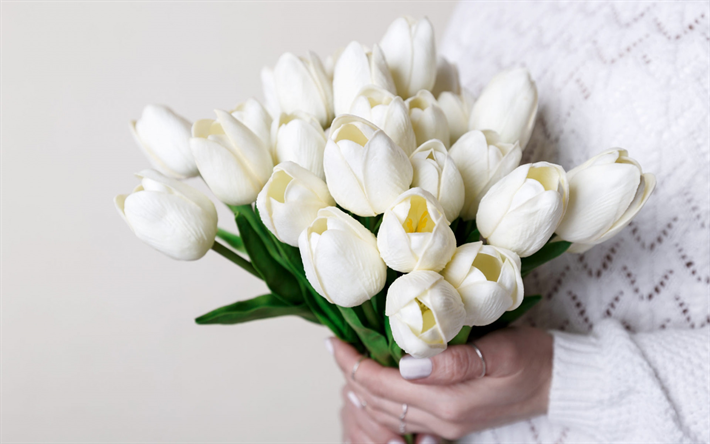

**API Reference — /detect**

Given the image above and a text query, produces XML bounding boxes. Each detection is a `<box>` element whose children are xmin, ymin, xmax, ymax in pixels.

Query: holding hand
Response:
<box><xmin>330</xmin><ymin>327</ymin><xmax>553</xmax><ymax>442</ymax></box>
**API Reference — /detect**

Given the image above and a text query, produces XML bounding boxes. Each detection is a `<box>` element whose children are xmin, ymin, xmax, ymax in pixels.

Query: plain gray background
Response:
<box><xmin>1</xmin><ymin>2</ymin><xmax>455</xmax><ymax>442</ymax></box>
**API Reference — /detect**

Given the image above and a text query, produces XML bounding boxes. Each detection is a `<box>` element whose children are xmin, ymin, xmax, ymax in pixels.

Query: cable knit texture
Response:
<box><xmin>441</xmin><ymin>2</ymin><xmax>710</xmax><ymax>443</ymax></box>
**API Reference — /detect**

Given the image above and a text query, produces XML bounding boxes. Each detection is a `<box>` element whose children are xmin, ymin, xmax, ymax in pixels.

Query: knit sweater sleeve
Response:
<box><xmin>548</xmin><ymin>319</ymin><xmax>710</xmax><ymax>443</ymax></box>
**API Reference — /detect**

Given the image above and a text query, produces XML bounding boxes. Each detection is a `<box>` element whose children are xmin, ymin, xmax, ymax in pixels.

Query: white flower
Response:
<box><xmin>299</xmin><ymin>207</ymin><xmax>386</xmax><ymax>307</ymax></box>
<box><xmin>273</xmin><ymin>52</ymin><xmax>334</xmax><ymax>128</ymax></box>
<box><xmin>377</xmin><ymin>188</ymin><xmax>456</xmax><ymax>273</ymax></box>
<box><xmin>406</xmin><ymin>89</ymin><xmax>451</xmax><ymax>148</ymax></box>
<box><xmin>442</xmin><ymin>242</ymin><xmax>524</xmax><ymax>326</ymax></box>
<box><xmin>130</xmin><ymin>104</ymin><xmax>197</xmax><ymax>179</ymax></box>
<box><xmin>115</xmin><ymin>169</ymin><xmax>217</xmax><ymax>260</ymax></box>
<box><xmin>386</xmin><ymin>271</ymin><xmax>466</xmax><ymax>358</ymax></box>
<box><xmin>260</xmin><ymin>66</ymin><xmax>280</xmax><ymax>119</ymax></box>
<box><xmin>431</xmin><ymin>56</ymin><xmax>461</xmax><ymax>98</ymax></box>
<box><xmin>323</xmin><ymin>46</ymin><xmax>345</xmax><ymax>81</ymax></box>
<box><xmin>349</xmin><ymin>85</ymin><xmax>417</xmax><ymax>156</ymax></box>
<box><xmin>271</xmin><ymin>111</ymin><xmax>327</xmax><ymax>180</ymax></box>
<box><xmin>555</xmin><ymin>149</ymin><xmax>656</xmax><ymax>253</ymax></box>
<box><xmin>379</xmin><ymin>16</ymin><xmax>437</xmax><ymax>98</ymax></box>
<box><xmin>449</xmin><ymin>130</ymin><xmax>523</xmax><ymax>220</ymax></box>
<box><xmin>333</xmin><ymin>41</ymin><xmax>396</xmax><ymax>116</ymax></box>
<box><xmin>469</xmin><ymin>68</ymin><xmax>538</xmax><ymax>149</ymax></box>
<box><xmin>477</xmin><ymin>162</ymin><xmax>569</xmax><ymax>257</ymax></box>
<box><xmin>410</xmin><ymin>140</ymin><xmax>465</xmax><ymax>222</ymax></box>
<box><xmin>230</xmin><ymin>98</ymin><xmax>272</xmax><ymax>149</ymax></box>
<box><xmin>256</xmin><ymin>162</ymin><xmax>335</xmax><ymax>247</ymax></box>
<box><xmin>323</xmin><ymin>115</ymin><xmax>413</xmax><ymax>216</ymax></box>
<box><xmin>438</xmin><ymin>89</ymin><xmax>474</xmax><ymax>145</ymax></box>
<box><xmin>190</xmin><ymin>110</ymin><xmax>273</xmax><ymax>206</ymax></box>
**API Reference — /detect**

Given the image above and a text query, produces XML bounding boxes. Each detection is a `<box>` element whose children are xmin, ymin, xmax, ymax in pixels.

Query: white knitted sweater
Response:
<box><xmin>441</xmin><ymin>2</ymin><xmax>710</xmax><ymax>443</ymax></box>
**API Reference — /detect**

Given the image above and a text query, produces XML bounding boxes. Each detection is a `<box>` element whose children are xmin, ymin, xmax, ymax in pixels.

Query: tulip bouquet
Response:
<box><xmin>117</xmin><ymin>16</ymin><xmax>655</xmax><ymax>388</ymax></box>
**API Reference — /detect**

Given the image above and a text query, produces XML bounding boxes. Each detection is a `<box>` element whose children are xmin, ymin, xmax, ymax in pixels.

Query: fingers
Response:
<box><xmin>329</xmin><ymin>337</ymin><xmax>437</xmax><ymax>409</ymax></box>
<box><xmin>342</xmin><ymin>385</ymin><xmax>403</xmax><ymax>443</ymax></box>
<box><xmin>349</xmin><ymin>383</ymin><xmax>441</xmax><ymax>433</ymax></box>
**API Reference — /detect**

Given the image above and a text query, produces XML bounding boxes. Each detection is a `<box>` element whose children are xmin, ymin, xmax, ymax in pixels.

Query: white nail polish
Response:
<box><xmin>419</xmin><ymin>435</ymin><xmax>438</xmax><ymax>444</ymax></box>
<box><xmin>399</xmin><ymin>355</ymin><xmax>432</xmax><ymax>380</ymax></box>
<box><xmin>347</xmin><ymin>391</ymin><xmax>362</xmax><ymax>409</ymax></box>
<box><xmin>387</xmin><ymin>440</ymin><xmax>405</xmax><ymax>444</ymax></box>
<box><xmin>324</xmin><ymin>338</ymin><xmax>334</xmax><ymax>355</ymax></box>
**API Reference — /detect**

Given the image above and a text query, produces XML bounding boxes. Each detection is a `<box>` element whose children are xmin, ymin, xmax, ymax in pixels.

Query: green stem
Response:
<box><xmin>211</xmin><ymin>241</ymin><xmax>260</xmax><ymax>279</ymax></box>
<box><xmin>216</xmin><ymin>228</ymin><xmax>246</xmax><ymax>254</ymax></box>
<box><xmin>362</xmin><ymin>299</ymin><xmax>382</xmax><ymax>332</ymax></box>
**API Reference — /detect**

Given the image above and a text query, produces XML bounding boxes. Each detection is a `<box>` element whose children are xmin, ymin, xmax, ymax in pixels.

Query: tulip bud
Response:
<box><xmin>377</xmin><ymin>188</ymin><xmax>456</xmax><ymax>273</ymax></box>
<box><xmin>115</xmin><ymin>169</ymin><xmax>218</xmax><ymax>260</ymax></box>
<box><xmin>257</xmin><ymin>162</ymin><xmax>335</xmax><ymax>247</ymax></box>
<box><xmin>190</xmin><ymin>110</ymin><xmax>273</xmax><ymax>206</ymax></box>
<box><xmin>470</xmin><ymin>68</ymin><xmax>538</xmax><ymax>149</ymax></box>
<box><xmin>438</xmin><ymin>89</ymin><xmax>474</xmax><ymax>145</ymax></box>
<box><xmin>406</xmin><ymin>90</ymin><xmax>451</xmax><ymax>148</ymax></box>
<box><xmin>324</xmin><ymin>115</ymin><xmax>413</xmax><ymax>216</ymax></box>
<box><xmin>431</xmin><ymin>57</ymin><xmax>461</xmax><ymax>98</ymax></box>
<box><xmin>410</xmin><ymin>140</ymin><xmax>465</xmax><ymax>222</ymax></box>
<box><xmin>333</xmin><ymin>42</ymin><xmax>396</xmax><ymax>116</ymax></box>
<box><xmin>386</xmin><ymin>271</ymin><xmax>466</xmax><ymax>358</ymax></box>
<box><xmin>323</xmin><ymin>46</ymin><xmax>345</xmax><ymax>81</ymax></box>
<box><xmin>442</xmin><ymin>242</ymin><xmax>524</xmax><ymax>326</ymax></box>
<box><xmin>379</xmin><ymin>16</ymin><xmax>437</xmax><ymax>98</ymax></box>
<box><xmin>130</xmin><ymin>104</ymin><xmax>197</xmax><ymax>179</ymax></box>
<box><xmin>230</xmin><ymin>98</ymin><xmax>272</xmax><ymax>150</ymax></box>
<box><xmin>260</xmin><ymin>66</ymin><xmax>281</xmax><ymax>120</ymax></box>
<box><xmin>349</xmin><ymin>85</ymin><xmax>417</xmax><ymax>156</ymax></box>
<box><xmin>477</xmin><ymin>162</ymin><xmax>569</xmax><ymax>257</ymax></box>
<box><xmin>271</xmin><ymin>111</ymin><xmax>327</xmax><ymax>180</ymax></box>
<box><xmin>449</xmin><ymin>130</ymin><xmax>523</xmax><ymax>220</ymax></box>
<box><xmin>555</xmin><ymin>149</ymin><xmax>656</xmax><ymax>253</ymax></box>
<box><xmin>299</xmin><ymin>207</ymin><xmax>387</xmax><ymax>307</ymax></box>
<box><xmin>273</xmin><ymin>51</ymin><xmax>334</xmax><ymax>127</ymax></box>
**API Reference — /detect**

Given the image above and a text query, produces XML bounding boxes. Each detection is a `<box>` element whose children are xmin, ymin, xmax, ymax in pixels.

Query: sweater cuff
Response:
<box><xmin>548</xmin><ymin>330</ymin><xmax>605</xmax><ymax>433</ymax></box>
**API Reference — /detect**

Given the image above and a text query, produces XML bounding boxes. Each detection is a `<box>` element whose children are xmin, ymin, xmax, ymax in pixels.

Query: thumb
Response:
<box><xmin>398</xmin><ymin>343</ymin><xmax>487</xmax><ymax>385</ymax></box>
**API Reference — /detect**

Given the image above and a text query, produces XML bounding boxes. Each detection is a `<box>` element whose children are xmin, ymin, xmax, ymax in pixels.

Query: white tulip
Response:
<box><xmin>190</xmin><ymin>110</ymin><xmax>273</xmax><ymax>206</ymax></box>
<box><xmin>256</xmin><ymin>162</ymin><xmax>335</xmax><ymax>247</ymax></box>
<box><xmin>410</xmin><ymin>140</ymin><xmax>465</xmax><ymax>222</ymax></box>
<box><xmin>349</xmin><ymin>85</ymin><xmax>417</xmax><ymax>156</ymax></box>
<box><xmin>130</xmin><ymin>104</ymin><xmax>197</xmax><ymax>179</ymax></box>
<box><xmin>442</xmin><ymin>242</ymin><xmax>524</xmax><ymax>326</ymax></box>
<box><xmin>431</xmin><ymin>57</ymin><xmax>461</xmax><ymax>98</ymax></box>
<box><xmin>555</xmin><ymin>149</ymin><xmax>656</xmax><ymax>253</ymax></box>
<box><xmin>379</xmin><ymin>16</ymin><xmax>437</xmax><ymax>98</ymax></box>
<box><xmin>470</xmin><ymin>68</ymin><xmax>538</xmax><ymax>149</ymax></box>
<box><xmin>406</xmin><ymin>90</ymin><xmax>451</xmax><ymax>148</ymax></box>
<box><xmin>438</xmin><ymin>89</ymin><xmax>474</xmax><ymax>145</ymax></box>
<box><xmin>333</xmin><ymin>42</ymin><xmax>396</xmax><ymax>116</ymax></box>
<box><xmin>449</xmin><ymin>130</ymin><xmax>523</xmax><ymax>220</ymax></box>
<box><xmin>115</xmin><ymin>169</ymin><xmax>217</xmax><ymax>260</ymax></box>
<box><xmin>477</xmin><ymin>162</ymin><xmax>569</xmax><ymax>257</ymax></box>
<box><xmin>260</xmin><ymin>66</ymin><xmax>280</xmax><ymax>119</ymax></box>
<box><xmin>299</xmin><ymin>207</ymin><xmax>386</xmax><ymax>307</ymax></box>
<box><xmin>273</xmin><ymin>51</ymin><xmax>334</xmax><ymax>127</ymax></box>
<box><xmin>230</xmin><ymin>98</ymin><xmax>272</xmax><ymax>150</ymax></box>
<box><xmin>324</xmin><ymin>115</ymin><xmax>413</xmax><ymax>216</ymax></box>
<box><xmin>377</xmin><ymin>188</ymin><xmax>456</xmax><ymax>273</ymax></box>
<box><xmin>271</xmin><ymin>111</ymin><xmax>327</xmax><ymax>180</ymax></box>
<box><xmin>386</xmin><ymin>271</ymin><xmax>466</xmax><ymax>358</ymax></box>
<box><xmin>324</xmin><ymin>46</ymin><xmax>345</xmax><ymax>81</ymax></box>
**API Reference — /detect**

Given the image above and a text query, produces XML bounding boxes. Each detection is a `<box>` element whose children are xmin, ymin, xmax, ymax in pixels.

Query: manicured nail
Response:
<box><xmin>387</xmin><ymin>440</ymin><xmax>405</xmax><ymax>444</ymax></box>
<box><xmin>399</xmin><ymin>355</ymin><xmax>432</xmax><ymax>380</ymax></box>
<box><xmin>347</xmin><ymin>391</ymin><xmax>362</xmax><ymax>408</ymax></box>
<box><xmin>419</xmin><ymin>435</ymin><xmax>438</xmax><ymax>444</ymax></box>
<box><xmin>324</xmin><ymin>338</ymin><xmax>334</xmax><ymax>355</ymax></box>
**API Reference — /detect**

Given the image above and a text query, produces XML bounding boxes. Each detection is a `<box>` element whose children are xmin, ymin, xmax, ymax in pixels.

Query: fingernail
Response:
<box><xmin>324</xmin><ymin>338</ymin><xmax>334</xmax><ymax>355</ymax></box>
<box><xmin>387</xmin><ymin>440</ymin><xmax>405</xmax><ymax>444</ymax></box>
<box><xmin>399</xmin><ymin>356</ymin><xmax>432</xmax><ymax>380</ymax></box>
<box><xmin>419</xmin><ymin>435</ymin><xmax>438</xmax><ymax>444</ymax></box>
<box><xmin>347</xmin><ymin>391</ymin><xmax>363</xmax><ymax>408</ymax></box>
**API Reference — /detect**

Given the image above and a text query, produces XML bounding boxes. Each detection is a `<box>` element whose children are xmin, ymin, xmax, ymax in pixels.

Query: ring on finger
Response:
<box><xmin>351</xmin><ymin>356</ymin><xmax>367</xmax><ymax>381</ymax></box>
<box><xmin>470</xmin><ymin>342</ymin><xmax>487</xmax><ymax>378</ymax></box>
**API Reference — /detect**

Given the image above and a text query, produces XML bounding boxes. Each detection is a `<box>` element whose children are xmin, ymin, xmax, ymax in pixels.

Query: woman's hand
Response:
<box><xmin>331</xmin><ymin>327</ymin><xmax>553</xmax><ymax>442</ymax></box>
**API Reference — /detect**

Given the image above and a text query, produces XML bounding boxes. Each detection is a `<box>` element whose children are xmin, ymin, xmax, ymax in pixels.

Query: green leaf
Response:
<box><xmin>339</xmin><ymin>306</ymin><xmax>394</xmax><ymax>366</ymax></box>
<box><xmin>216</xmin><ymin>228</ymin><xmax>246</xmax><ymax>254</ymax></box>
<box><xmin>521</xmin><ymin>241</ymin><xmax>571</xmax><ymax>277</ymax></box>
<box><xmin>448</xmin><ymin>326</ymin><xmax>472</xmax><ymax>345</ymax></box>
<box><xmin>195</xmin><ymin>293</ymin><xmax>319</xmax><ymax>325</ymax></box>
<box><xmin>235</xmin><ymin>214</ymin><xmax>303</xmax><ymax>305</ymax></box>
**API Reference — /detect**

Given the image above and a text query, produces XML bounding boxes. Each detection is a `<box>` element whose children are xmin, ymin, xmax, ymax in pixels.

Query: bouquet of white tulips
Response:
<box><xmin>117</xmin><ymin>16</ymin><xmax>655</xmax><ymax>380</ymax></box>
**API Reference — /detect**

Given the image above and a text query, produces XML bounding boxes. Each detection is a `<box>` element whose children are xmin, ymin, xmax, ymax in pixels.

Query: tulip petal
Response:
<box><xmin>458</xmin><ymin>281</ymin><xmax>512</xmax><ymax>326</ymax></box>
<box><xmin>476</xmin><ymin>163</ymin><xmax>531</xmax><ymax>238</ymax></box>
<box><xmin>274</xmin><ymin>52</ymin><xmax>330</xmax><ymax>126</ymax></box>
<box><xmin>333</xmin><ymin>42</ymin><xmax>374</xmax><ymax>116</ymax></box>
<box><xmin>390</xmin><ymin>314</ymin><xmax>446</xmax><ymax>358</ymax></box>
<box><xmin>385</xmin><ymin>270</ymin><xmax>441</xmax><ymax>316</ymax></box>
<box><xmin>379</xmin><ymin>17</ymin><xmax>414</xmax><ymax>97</ymax></box>
<box><xmin>594</xmin><ymin>173</ymin><xmax>656</xmax><ymax>245</ymax></box>
<box><xmin>362</xmin><ymin>131</ymin><xmax>413</xmax><ymax>213</ymax></box>
<box><xmin>215</xmin><ymin>110</ymin><xmax>273</xmax><ymax>184</ymax></box>
<box><xmin>441</xmin><ymin>242</ymin><xmax>484</xmax><ymax>288</ymax></box>
<box><xmin>408</xmin><ymin>17</ymin><xmax>437</xmax><ymax>95</ymax></box>
<box><xmin>323</xmin><ymin>140</ymin><xmax>375</xmax><ymax>216</ymax></box>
